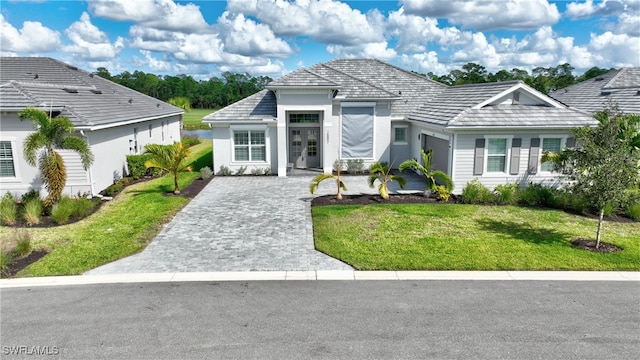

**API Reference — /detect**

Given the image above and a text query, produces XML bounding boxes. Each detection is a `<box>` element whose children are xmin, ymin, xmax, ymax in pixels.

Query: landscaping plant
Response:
<box><xmin>0</xmin><ymin>193</ymin><xmax>18</xmax><ymax>226</ymax></box>
<box><xmin>399</xmin><ymin>149</ymin><xmax>453</xmax><ymax>197</ymax></box>
<box><xmin>144</xmin><ymin>142</ymin><xmax>193</xmax><ymax>194</ymax></box>
<box><xmin>22</xmin><ymin>198</ymin><xmax>43</xmax><ymax>226</ymax></box>
<box><xmin>368</xmin><ymin>161</ymin><xmax>406</xmax><ymax>200</ymax></box>
<box><xmin>310</xmin><ymin>160</ymin><xmax>347</xmax><ymax>200</ymax></box>
<box><xmin>19</xmin><ymin>108</ymin><xmax>94</xmax><ymax>207</ymax></box>
<box><xmin>200</xmin><ymin>166</ymin><xmax>213</xmax><ymax>180</ymax></box>
<box><xmin>461</xmin><ymin>179</ymin><xmax>493</xmax><ymax>204</ymax></box>
<box><xmin>542</xmin><ymin>105</ymin><xmax>640</xmax><ymax>248</ymax></box>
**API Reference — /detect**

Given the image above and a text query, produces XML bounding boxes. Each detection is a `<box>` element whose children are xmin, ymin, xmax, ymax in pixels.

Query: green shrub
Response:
<box><xmin>263</xmin><ymin>167</ymin><xmax>272</xmax><ymax>176</ymax></box>
<box><xmin>521</xmin><ymin>183</ymin><xmax>554</xmax><ymax>207</ymax></box>
<box><xmin>14</xmin><ymin>229</ymin><xmax>32</xmax><ymax>258</ymax></box>
<box><xmin>435</xmin><ymin>185</ymin><xmax>451</xmax><ymax>202</ymax></box>
<box><xmin>71</xmin><ymin>197</ymin><xmax>97</xmax><ymax>219</ymax></box>
<box><xmin>0</xmin><ymin>193</ymin><xmax>18</xmax><ymax>226</ymax></box>
<box><xmin>333</xmin><ymin>160</ymin><xmax>345</xmax><ymax>172</ymax></box>
<box><xmin>218</xmin><ymin>165</ymin><xmax>232</xmax><ymax>176</ymax></box>
<box><xmin>493</xmin><ymin>183</ymin><xmax>521</xmax><ymax>205</ymax></box>
<box><xmin>250</xmin><ymin>167</ymin><xmax>263</xmax><ymax>175</ymax></box>
<box><xmin>181</xmin><ymin>134</ymin><xmax>201</xmax><ymax>148</ymax></box>
<box><xmin>569</xmin><ymin>194</ymin><xmax>590</xmax><ymax>214</ymax></box>
<box><xmin>51</xmin><ymin>197</ymin><xmax>74</xmax><ymax>225</ymax></box>
<box><xmin>1</xmin><ymin>228</ymin><xmax>32</xmax><ymax>276</ymax></box>
<box><xmin>200</xmin><ymin>166</ymin><xmax>213</xmax><ymax>179</ymax></box>
<box><xmin>236</xmin><ymin>166</ymin><xmax>247</xmax><ymax>175</ymax></box>
<box><xmin>547</xmin><ymin>188</ymin><xmax>571</xmax><ymax>210</ymax></box>
<box><xmin>22</xmin><ymin>198</ymin><xmax>43</xmax><ymax>226</ymax></box>
<box><xmin>461</xmin><ymin>179</ymin><xmax>493</xmax><ymax>204</ymax></box>
<box><xmin>346</xmin><ymin>159</ymin><xmax>365</xmax><ymax>174</ymax></box>
<box><xmin>603</xmin><ymin>202</ymin><xmax>615</xmax><ymax>217</ymax></box>
<box><xmin>625</xmin><ymin>204</ymin><xmax>640</xmax><ymax>220</ymax></box>
<box><xmin>126</xmin><ymin>154</ymin><xmax>148</xmax><ymax>180</ymax></box>
<box><xmin>20</xmin><ymin>189</ymin><xmax>40</xmax><ymax>204</ymax></box>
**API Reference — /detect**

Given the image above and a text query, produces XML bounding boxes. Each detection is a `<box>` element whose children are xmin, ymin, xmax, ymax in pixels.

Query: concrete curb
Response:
<box><xmin>1</xmin><ymin>271</ymin><xmax>638</xmax><ymax>288</ymax></box>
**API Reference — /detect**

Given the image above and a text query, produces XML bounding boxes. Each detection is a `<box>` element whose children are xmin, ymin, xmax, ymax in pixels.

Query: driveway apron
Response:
<box><xmin>87</xmin><ymin>176</ymin><xmax>355</xmax><ymax>273</ymax></box>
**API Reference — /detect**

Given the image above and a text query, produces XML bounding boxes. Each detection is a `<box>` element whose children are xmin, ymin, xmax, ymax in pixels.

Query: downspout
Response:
<box><xmin>79</xmin><ymin>130</ymin><xmax>96</xmax><ymax>196</ymax></box>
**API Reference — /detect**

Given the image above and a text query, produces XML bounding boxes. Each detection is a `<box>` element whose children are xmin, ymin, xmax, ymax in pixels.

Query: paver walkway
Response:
<box><xmin>87</xmin><ymin>173</ymin><xmax>425</xmax><ymax>274</ymax></box>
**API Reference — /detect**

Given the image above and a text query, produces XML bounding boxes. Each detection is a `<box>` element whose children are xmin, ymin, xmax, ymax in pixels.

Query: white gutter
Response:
<box><xmin>75</xmin><ymin>112</ymin><xmax>184</xmax><ymax>131</ymax></box>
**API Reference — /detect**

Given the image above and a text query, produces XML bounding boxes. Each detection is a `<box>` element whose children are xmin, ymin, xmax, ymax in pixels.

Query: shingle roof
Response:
<box><xmin>267</xmin><ymin>68</ymin><xmax>340</xmax><ymax>87</ymax></box>
<box><xmin>308</xmin><ymin>63</ymin><xmax>401</xmax><ymax>100</ymax></box>
<box><xmin>202</xmin><ymin>89</ymin><xmax>276</xmax><ymax>122</ymax></box>
<box><xmin>0</xmin><ymin>57</ymin><xmax>183</xmax><ymax>128</ymax></box>
<box><xmin>409</xmin><ymin>81</ymin><xmax>595</xmax><ymax>128</ymax></box>
<box><xmin>549</xmin><ymin>68</ymin><xmax>640</xmax><ymax>114</ymax></box>
<box><xmin>449</xmin><ymin>105</ymin><xmax>596</xmax><ymax>128</ymax></box>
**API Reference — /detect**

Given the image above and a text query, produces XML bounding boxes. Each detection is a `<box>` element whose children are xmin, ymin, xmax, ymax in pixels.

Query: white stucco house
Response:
<box><xmin>0</xmin><ymin>57</ymin><xmax>183</xmax><ymax>198</ymax></box>
<box><xmin>203</xmin><ymin>59</ymin><xmax>597</xmax><ymax>194</ymax></box>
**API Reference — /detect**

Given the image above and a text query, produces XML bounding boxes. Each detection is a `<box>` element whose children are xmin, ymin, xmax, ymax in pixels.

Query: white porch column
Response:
<box><xmin>277</xmin><ymin>111</ymin><xmax>287</xmax><ymax>177</ymax></box>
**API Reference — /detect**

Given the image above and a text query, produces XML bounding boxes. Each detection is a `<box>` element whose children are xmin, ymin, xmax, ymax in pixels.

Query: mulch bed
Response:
<box><xmin>163</xmin><ymin>176</ymin><xmax>213</xmax><ymax>198</ymax></box>
<box><xmin>571</xmin><ymin>238</ymin><xmax>623</xmax><ymax>253</ymax></box>
<box><xmin>311</xmin><ymin>193</ymin><xmax>453</xmax><ymax>206</ymax></box>
<box><xmin>2</xmin><ymin>249</ymin><xmax>49</xmax><ymax>278</ymax></box>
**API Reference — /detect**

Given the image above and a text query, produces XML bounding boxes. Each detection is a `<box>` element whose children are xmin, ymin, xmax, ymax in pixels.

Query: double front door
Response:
<box><xmin>289</xmin><ymin>127</ymin><xmax>320</xmax><ymax>168</ymax></box>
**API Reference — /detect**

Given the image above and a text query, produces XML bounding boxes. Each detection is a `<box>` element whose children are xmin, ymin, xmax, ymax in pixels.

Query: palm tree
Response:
<box><xmin>19</xmin><ymin>108</ymin><xmax>94</xmax><ymax>207</ymax></box>
<box><xmin>368</xmin><ymin>161</ymin><xmax>406</xmax><ymax>200</ymax></box>
<box><xmin>167</xmin><ymin>97</ymin><xmax>192</xmax><ymax>112</ymax></box>
<box><xmin>144</xmin><ymin>142</ymin><xmax>193</xmax><ymax>194</ymax></box>
<box><xmin>310</xmin><ymin>160</ymin><xmax>347</xmax><ymax>200</ymax></box>
<box><xmin>399</xmin><ymin>149</ymin><xmax>453</xmax><ymax>197</ymax></box>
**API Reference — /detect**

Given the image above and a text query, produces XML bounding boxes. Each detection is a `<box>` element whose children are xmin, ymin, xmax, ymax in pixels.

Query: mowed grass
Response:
<box><xmin>183</xmin><ymin>108</ymin><xmax>216</xmax><ymax>129</ymax></box>
<box><xmin>312</xmin><ymin>204</ymin><xmax>640</xmax><ymax>270</ymax></box>
<box><xmin>0</xmin><ymin>141</ymin><xmax>212</xmax><ymax>277</ymax></box>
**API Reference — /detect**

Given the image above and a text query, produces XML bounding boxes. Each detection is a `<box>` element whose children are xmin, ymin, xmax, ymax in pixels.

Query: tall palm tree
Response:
<box><xmin>368</xmin><ymin>161</ymin><xmax>406</xmax><ymax>200</ymax></box>
<box><xmin>19</xmin><ymin>108</ymin><xmax>94</xmax><ymax>207</ymax></box>
<box><xmin>399</xmin><ymin>149</ymin><xmax>453</xmax><ymax>197</ymax></box>
<box><xmin>144</xmin><ymin>142</ymin><xmax>193</xmax><ymax>194</ymax></box>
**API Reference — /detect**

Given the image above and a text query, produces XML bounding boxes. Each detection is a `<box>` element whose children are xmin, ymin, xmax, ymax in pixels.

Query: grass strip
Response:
<box><xmin>313</xmin><ymin>204</ymin><xmax>640</xmax><ymax>271</ymax></box>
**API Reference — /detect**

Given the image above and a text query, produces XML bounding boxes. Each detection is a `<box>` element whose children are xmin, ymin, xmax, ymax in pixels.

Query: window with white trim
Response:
<box><xmin>233</xmin><ymin>130</ymin><xmax>266</xmax><ymax>162</ymax></box>
<box><xmin>541</xmin><ymin>137</ymin><xmax>562</xmax><ymax>172</ymax></box>
<box><xmin>0</xmin><ymin>141</ymin><xmax>16</xmax><ymax>177</ymax></box>
<box><xmin>393</xmin><ymin>126</ymin><xmax>408</xmax><ymax>145</ymax></box>
<box><xmin>487</xmin><ymin>138</ymin><xmax>508</xmax><ymax>172</ymax></box>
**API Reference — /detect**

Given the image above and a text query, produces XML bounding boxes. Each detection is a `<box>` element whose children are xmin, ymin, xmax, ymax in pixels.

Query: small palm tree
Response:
<box><xmin>167</xmin><ymin>97</ymin><xmax>192</xmax><ymax>112</ymax></box>
<box><xmin>399</xmin><ymin>149</ymin><xmax>453</xmax><ymax>197</ymax></box>
<box><xmin>19</xmin><ymin>108</ymin><xmax>94</xmax><ymax>207</ymax></box>
<box><xmin>310</xmin><ymin>160</ymin><xmax>347</xmax><ymax>200</ymax></box>
<box><xmin>144</xmin><ymin>142</ymin><xmax>193</xmax><ymax>194</ymax></box>
<box><xmin>368</xmin><ymin>161</ymin><xmax>406</xmax><ymax>200</ymax></box>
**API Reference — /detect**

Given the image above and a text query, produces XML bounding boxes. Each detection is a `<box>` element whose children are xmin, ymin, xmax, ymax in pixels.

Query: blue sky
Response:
<box><xmin>1</xmin><ymin>0</ymin><xmax>638</xmax><ymax>79</ymax></box>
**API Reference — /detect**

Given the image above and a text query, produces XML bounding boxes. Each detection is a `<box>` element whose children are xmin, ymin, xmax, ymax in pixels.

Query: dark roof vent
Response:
<box><xmin>156</xmin><ymin>103</ymin><xmax>161</xmax><ymax>107</ymax></box>
<box><xmin>62</xmin><ymin>88</ymin><xmax>78</xmax><ymax>93</ymax></box>
<box><xmin>90</xmin><ymin>89</ymin><xmax>102</xmax><ymax>94</ymax></box>
<box><xmin>594</xmin><ymin>77</ymin><xmax>604</xmax><ymax>81</ymax></box>
<box><xmin>89</xmin><ymin>73</ymin><xmax>94</xmax><ymax>78</ymax></box>
<box><xmin>600</xmin><ymin>91</ymin><xmax>611</xmax><ymax>96</ymax></box>
<box><xmin>636</xmin><ymin>90</ymin><xmax>640</xmax><ymax>96</ymax></box>
<box><xmin>33</xmin><ymin>73</ymin><xmax>39</xmax><ymax>79</ymax></box>
<box><xmin>66</xmin><ymin>65</ymin><xmax>78</xmax><ymax>71</ymax></box>
<box><xmin>128</xmin><ymin>98</ymin><xmax>133</xmax><ymax>104</ymax></box>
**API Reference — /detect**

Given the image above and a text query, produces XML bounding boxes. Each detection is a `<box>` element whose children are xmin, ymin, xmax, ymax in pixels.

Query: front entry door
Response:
<box><xmin>290</xmin><ymin>127</ymin><xmax>320</xmax><ymax>168</ymax></box>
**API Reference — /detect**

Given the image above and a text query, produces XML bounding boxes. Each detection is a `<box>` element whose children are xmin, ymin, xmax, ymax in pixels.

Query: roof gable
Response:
<box><xmin>203</xmin><ymin>89</ymin><xmax>276</xmax><ymax>122</ymax></box>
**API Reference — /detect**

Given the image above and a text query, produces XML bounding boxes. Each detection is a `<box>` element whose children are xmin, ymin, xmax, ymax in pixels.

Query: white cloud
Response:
<box><xmin>565</xmin><ymin>0</ymin><xmax>628</xmax><ymax>18</ymax></box>
<box><xmin>398</xmin><ymin>52</ymin><xmax>449</xmax><ymax>74</ymax></box>
<box><xmin>616</xmin><ymin>13</ymin><xmax>640</xmax><ymax>36</ymax></box>
<box><xmin>216</xmin><ymin>12</ymin><xmax>292</xmax><ymax>57</ymax></box>
<box><xmin>218</xmin><ymin>59</ymin><xmax>287</xmax><ymax>77</ymax></box>
<box><xmin>0</xmin><ymin>14</ymin><xmax>62</xmax><ymax>53</ymax></box>
<box><xmin>227</xmin><ymin>0</ymin><xmax>384</xmax><ymax>46</ymax></box>
<box><xmin>138</xmin><ymin>50</ymin><xmax>172</xmax><ymax>72</ymax></box>
<box><xmin>588</xmin><ymin>31</ymin><xmax>640</xmax><ymax>67</ymax></box>
<box><xmin>401</xmin><ymin>0</ymin><xmax>561</xmax><ymax>31</ymax></box>
<box><xmin>63</xmin><ymin>12</ymin><xmax>124</xmax><ymax>61</ymax></box>
<box><xmin>89</xmin><ymin>0</ymin><xmax>209</xmax><ymax>33</ymax></box>
<box><xmin>451</xmin><ymin>33</ymin><xmax>501</xmax><ymax>68</ymax></box>
<box><xmin>327</xmin><ymin>42</ymin><xmax>397</xmax><ymax>60</ymax></box>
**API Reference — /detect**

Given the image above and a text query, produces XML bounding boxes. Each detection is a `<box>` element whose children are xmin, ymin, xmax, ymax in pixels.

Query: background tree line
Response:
<box><xmin>94</xmin><ymin>68</ymin><xmax>272</xmax><ymax>109</ymax></box>
<box><xmin>424</xmin><ymin>63</ymin><xmax>615</xmax><ymax>94</ymax></box>
<box><xmin>96</xmin><ymin>63</ymin><xmax>615</xmax><ymax>109</ymax></box>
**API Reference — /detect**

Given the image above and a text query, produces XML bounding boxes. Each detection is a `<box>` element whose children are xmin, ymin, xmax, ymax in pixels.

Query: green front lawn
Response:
<box><xmin>0</xmin><ymin>141</ymin><xmax>212</xmax><ymax>277</ymax></box>
<box><xmin>183</xmin><ymin>108</ymin><xmax>216</xmax><ymax>129</ymax></box>
<box><xmin>313</xmin><ymin>204</ymin><xmax>640</xmax><ymax>270</ymax></box>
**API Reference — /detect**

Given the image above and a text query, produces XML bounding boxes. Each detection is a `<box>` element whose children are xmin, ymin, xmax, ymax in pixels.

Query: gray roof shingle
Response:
<box><xmin>0</xmin><ymin>57</ymin><xmax>183</xmax><ymax>128</ymax></box>
<box><xmin>549</xmin><ymin>68</ymin><xmax>640</xmax><ymax>114</ymax></box>
<box><xmin>203</xmin><ymin>89</ymin><xmax>276</xmax><ymax>122</ymax></box>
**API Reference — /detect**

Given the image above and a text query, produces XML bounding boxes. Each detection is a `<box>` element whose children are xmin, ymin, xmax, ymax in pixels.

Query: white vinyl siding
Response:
<box><xmin>58</xmin><ymin>150</ymin><xmax>90</xmax><ymax>186</ymax></box>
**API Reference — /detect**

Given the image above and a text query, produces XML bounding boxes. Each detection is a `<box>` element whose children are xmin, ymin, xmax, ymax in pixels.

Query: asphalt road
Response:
<box><xmin>1</xmin><ymin>280</ymin><xmax>638</xmax><ymax>359</ymax></box>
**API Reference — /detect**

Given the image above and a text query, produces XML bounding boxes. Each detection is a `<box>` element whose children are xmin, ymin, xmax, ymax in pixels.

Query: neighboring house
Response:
<box><xmin>0</xmin><ymin>57</ymin><xmax>183</xmax><ymax>198</ymax></box>
<box><xmin>549</xmin><ymin>67</ymin><xmax>640</xmax><ymax>115</ymax></box>
<box><xmin>203</xmin><ymin>59</ymin><xmax>596</xmax><ymax>194</ymax></box>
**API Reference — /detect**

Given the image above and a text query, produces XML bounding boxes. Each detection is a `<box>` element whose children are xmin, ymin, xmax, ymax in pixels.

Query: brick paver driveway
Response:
<box><xmin>88</xmin><ymin>176</ymin><xmax>356</xmax><ymax>273</ymax></box>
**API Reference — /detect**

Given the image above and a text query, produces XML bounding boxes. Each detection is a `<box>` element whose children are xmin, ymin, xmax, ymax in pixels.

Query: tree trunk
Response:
<box><xmin>173</xmin><ymin>173</ymin><xmax>180</xmax><ymax>195</ymax></box>
<box><xmin>596</xmin><ymin>208</ymin><xmax>604</xmax><ymax>249</ymax></box>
